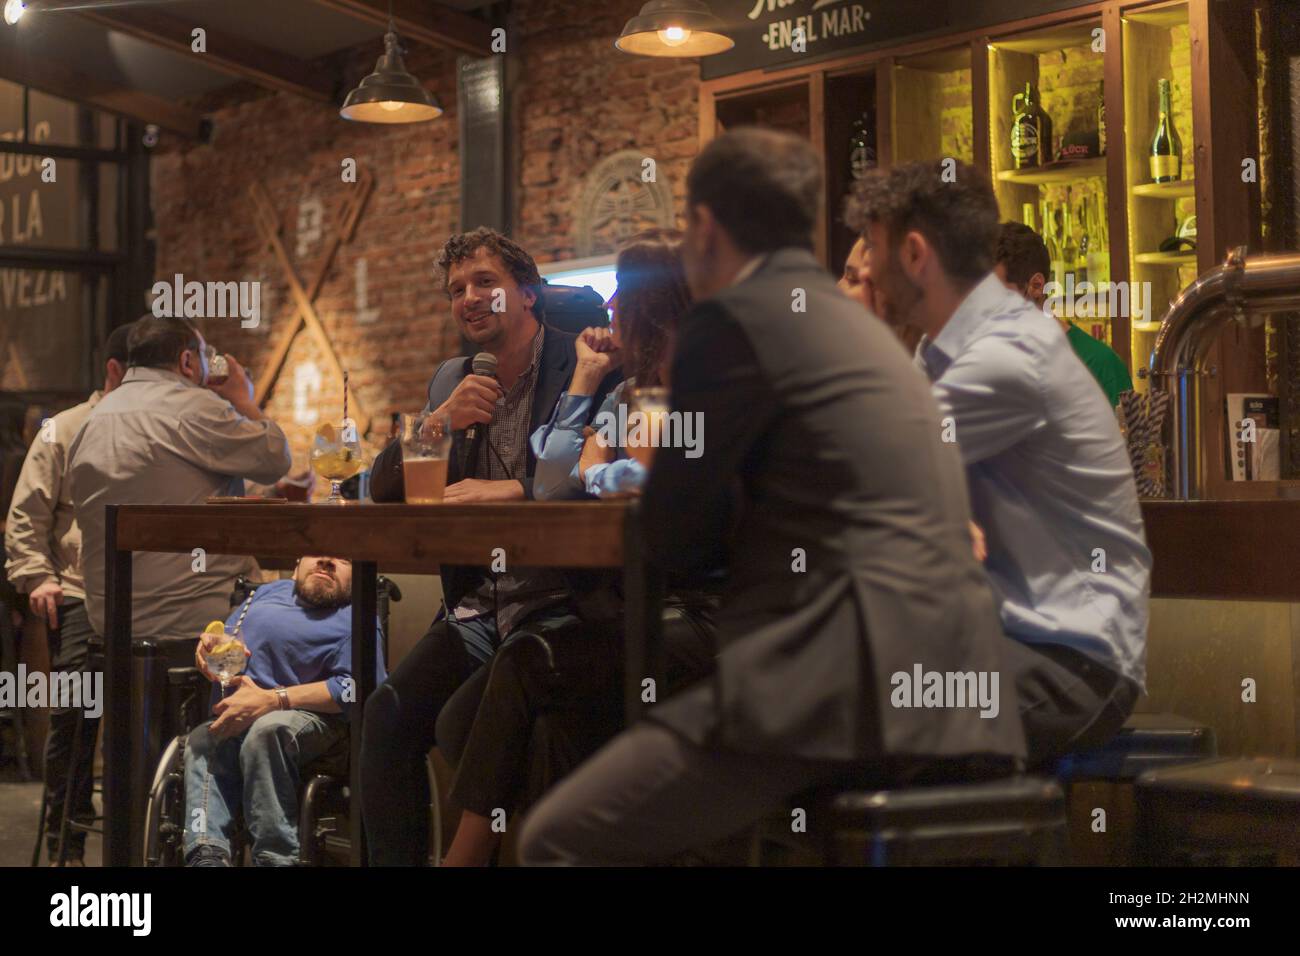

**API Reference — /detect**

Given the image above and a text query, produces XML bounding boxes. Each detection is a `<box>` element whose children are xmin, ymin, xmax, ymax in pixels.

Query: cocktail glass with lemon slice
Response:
<box><xmin>201</xmin><ymin>620</ymin><xmax>247</xmax><ymax>696</ymax></box>
<box><xmin>310</xmin><ymin>421</ymin><xmax>367</xmax><ymax>505</ymax></box>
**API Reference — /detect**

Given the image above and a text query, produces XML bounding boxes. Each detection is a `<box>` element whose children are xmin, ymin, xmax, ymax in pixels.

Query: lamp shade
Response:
<box><xmin>615</xmin><ymin>0</ymin><xmax>734</xmax><ymax>57</ymax></box>
<box><xmin>340</xmin><ymin>29</ymin><xmax>442</xmax><ymax>124</ymax></box>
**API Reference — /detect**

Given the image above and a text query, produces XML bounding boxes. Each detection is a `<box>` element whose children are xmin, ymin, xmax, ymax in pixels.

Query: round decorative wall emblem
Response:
<box><xmin>574</xmin><ymin>149</ymin><xmax>676</xmax><ymax>258</ymax></box>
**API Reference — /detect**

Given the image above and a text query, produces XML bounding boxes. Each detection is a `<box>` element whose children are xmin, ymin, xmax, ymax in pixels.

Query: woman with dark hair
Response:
<box><xmin>434</xmin><ymin>231</ymin><xmax>716</xmax><ymax>866</ymax></box>
<box><xmin>531</xmin><ymin>229</ymin><xmax>689</xmax><ymax>499</ymax></box>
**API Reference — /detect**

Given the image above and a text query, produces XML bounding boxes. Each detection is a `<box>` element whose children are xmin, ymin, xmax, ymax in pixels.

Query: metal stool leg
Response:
<box><xmin>30</xmin><ymin>779</ymin><xmax>50</xmax><ymax>867</ymax></box>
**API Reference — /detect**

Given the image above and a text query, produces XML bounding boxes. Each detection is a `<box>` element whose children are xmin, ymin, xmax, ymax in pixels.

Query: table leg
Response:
<box><xmin>350</xmin><ymin>561</ymin><xmax>378</xmax><ymax>867</ymax></box>
<box><xmin>623</xmin><ymin>500</ymin><xmax>665</xmax><ymax>725</ymax></box>
<box><xmin>104</xmin><ymin>505</ymin><xmax>133</xmax><ymax>867</ymax></box>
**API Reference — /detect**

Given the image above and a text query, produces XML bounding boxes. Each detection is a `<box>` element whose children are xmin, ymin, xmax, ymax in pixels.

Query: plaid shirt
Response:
<box><xmin>455</xmin><ymin>325</ymin><xmax>570</xmax><ymax>638</ymax></box>
<box><xmin>475</xmin><ymin>326</ymin><xmax>543</xmax><ymax>481</ymax></box>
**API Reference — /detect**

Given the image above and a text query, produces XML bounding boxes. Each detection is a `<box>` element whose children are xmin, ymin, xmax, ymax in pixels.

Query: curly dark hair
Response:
<box><xmin>995</xmin><ymin>221</ymin><xmax>1051</xmax><ymax>288</ymax></box>
<box><xmin>614</xmin><ymin>229</ymin><xmax>690</xmax><ymax>388</ymax></box>
<box><xmin>843</xmin><ymin>161</ymin><xmax>999</xmax><ymax>282</ymax></box>
<box><xmin>436</xmin><ymin>226</ymin><xmax>545</xmax><ymax>321</ymax></box>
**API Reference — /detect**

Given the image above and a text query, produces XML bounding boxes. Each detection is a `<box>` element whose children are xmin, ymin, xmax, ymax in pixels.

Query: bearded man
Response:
<box><xmin>182</xmin><ymin>556</ymin><xmax>384</xmax><ymax>866</ymax></box>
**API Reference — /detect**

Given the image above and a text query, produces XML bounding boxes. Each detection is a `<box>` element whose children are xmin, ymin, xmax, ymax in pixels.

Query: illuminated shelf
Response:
<box><xmin>1132</xmin><ymin>178</ymin><xmax>1195</xmax><ymax>199</ymax></box>
<box><xmin>1135</xmin><ymin>250</ymin><xmax>1196</xmax><ymax>267</ymax></box>
<box><xmin>995</xmin><ymin>157</ymin><xmax>1106</xmax><ymax>185</ymax></box>
<box><xmin>1131</xmin><ymin>320</ymin><xmax>1163</xmax><ymax>333</ymax></box>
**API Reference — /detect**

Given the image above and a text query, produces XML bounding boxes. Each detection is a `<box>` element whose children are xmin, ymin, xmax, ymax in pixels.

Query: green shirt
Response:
<box><xmin>1066</xmin><ymin>323</ymin><xmax>1133</xmax><ymax>407</ymax></box>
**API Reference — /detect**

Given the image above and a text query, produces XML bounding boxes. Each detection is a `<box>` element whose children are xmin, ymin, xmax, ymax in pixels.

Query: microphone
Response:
<box><xmin>465</xmin><ymin>352</ymin><xmax>499</xmax><ymax>445</ymax></box>
<box><xmin>462</xmin><ymin>352</ymin><xmax>498</xmax><ymax>476</ymax></box>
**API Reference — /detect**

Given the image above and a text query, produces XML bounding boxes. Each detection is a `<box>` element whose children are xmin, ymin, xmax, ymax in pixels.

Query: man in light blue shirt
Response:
<box><xmin>845</xmin><ymin>161</ymin><xmax>1150</xmax><ymax>767</ymax></box>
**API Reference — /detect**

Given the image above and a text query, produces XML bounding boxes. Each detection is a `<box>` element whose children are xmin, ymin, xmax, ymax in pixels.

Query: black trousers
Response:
<box><xmin>359</xmin><ymin>614</ymin><xmax>484</xmax><ymax>866</ymax></box>
<box><xmin>40</xmin><ymin>600</ymin><xmax>99</xmax><ymax>859</ymax></box>
<box><xmin>1002</xmin><ymin>637</ymin><xmax>1140</xmax><ymax>769</ymax></box>
<box><xmin>437</xmin><ymin>603</ymin><xmax>716</xmax><ymax>821</ymax></box>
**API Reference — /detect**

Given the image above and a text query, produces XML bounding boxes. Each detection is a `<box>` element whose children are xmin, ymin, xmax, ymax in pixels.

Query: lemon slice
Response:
<box><xmin>316</xmin><ymin>422</ymin><xmax>338</xmax><ymax>443</ymax></box>
<box><xmin>203</xmin><ymin>620</ymin><xmax>225</xmax><ymax>635</ymax></box>
<box><xmin>211</xmin><ymin>639</ymin><xmax>243</xmax><ymax>656</ymax></box>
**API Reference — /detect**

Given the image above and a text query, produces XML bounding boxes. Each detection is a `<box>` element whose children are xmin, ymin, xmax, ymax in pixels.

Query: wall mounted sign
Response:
<box><xmin>574</xmin><ymin>149</ymin><xmax>675</xmax><ymax>258</ymax></box>
<box><xmin>700</xmin><ymin>0</ymin><xmax>1098</xmax><ymax>80</ymax></box>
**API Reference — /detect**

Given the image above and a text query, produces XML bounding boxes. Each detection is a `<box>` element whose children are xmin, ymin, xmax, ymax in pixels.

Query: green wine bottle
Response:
<box><xmin>1149</xmin><ymin>78</ymin><xmax>1182</xmax><ymax>183</ymax></box>
<box><xmin>1012</xmin><ymin>82</ymin><xmax>1052</xmax><ymax>169</ymax></box>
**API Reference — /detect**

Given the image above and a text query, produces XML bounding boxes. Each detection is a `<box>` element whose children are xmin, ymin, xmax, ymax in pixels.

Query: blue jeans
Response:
<box><xmin>184</xmin><ymin>710</ymin><xmax>347</xmax><ymax>866</ymax></box>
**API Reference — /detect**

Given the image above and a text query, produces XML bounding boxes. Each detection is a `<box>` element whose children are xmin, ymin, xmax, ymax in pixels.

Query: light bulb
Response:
<box><xmin>380</xmin><ymin>100</ymin><xmax>406</xmax><ymax>112</ymax></box>
<box><xmin>658</xmin><ymin>25</ymin><xmax>690</xmax><ymax>47</ymax></box>
<box><xmin>4</xmin><ymin>0</ymin><xmax>26</xmax><ymax>26</ymax></box>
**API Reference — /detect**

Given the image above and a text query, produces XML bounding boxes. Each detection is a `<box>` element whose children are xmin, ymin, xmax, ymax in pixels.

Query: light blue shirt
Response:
<box><xmin>917</xmin><ymin>273</ymin><xmax>1150</xmax><ymax>689</ymax></box>
<box><xmin>530</xmin><ymin>380</ymin><xmax>647</xmax><ymax>500</ymax></box>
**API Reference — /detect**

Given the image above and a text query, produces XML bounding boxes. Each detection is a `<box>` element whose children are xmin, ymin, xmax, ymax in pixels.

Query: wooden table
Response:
<box><xmin>102</xmin><ymin>500</ymin><xmax>663</xmax><ymax>866</ymax></box>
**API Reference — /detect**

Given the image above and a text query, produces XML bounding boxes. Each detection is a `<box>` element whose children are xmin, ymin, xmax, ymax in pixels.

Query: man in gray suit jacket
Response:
<box><xmin>519</xmin><ymin>129</ymin><xmax>1026</xmax><ymax>866</ymax></box>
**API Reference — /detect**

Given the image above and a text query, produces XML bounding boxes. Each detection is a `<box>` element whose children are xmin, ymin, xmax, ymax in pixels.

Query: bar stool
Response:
<box><xmin>1055</xmin><ymin>712</ymin><xmax>1216</xmax><ymax>865</ymax></box>
<box><xmin>826</xmin><ymin>776</ymin><xmax>1068</xmax><ymax>865</ymax></box>
<box><xmin>752</xmin><ymin>776</ymin><xmax>1068</xmax><ymax>866</ymax></box>
<box><xmin>1136</xmin><ymin>756</ymin><xmax>1300</xmax><ymax>865</ymax></box>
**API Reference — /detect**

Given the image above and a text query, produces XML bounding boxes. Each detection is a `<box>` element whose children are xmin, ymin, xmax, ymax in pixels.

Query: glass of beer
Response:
<box><xmin>207</xmin><ymin>352</ymin><xmax>229</xmax><ymax>387</ymax></box>
<box><xmin>400</xmin><ymin>413</ymin><xmax>452</xmax><ymax>504</ymax></box>
<box><xmin>626</xmin><ymin>386</ymin><xmax>669</xmax><ymax>471</ymax></box>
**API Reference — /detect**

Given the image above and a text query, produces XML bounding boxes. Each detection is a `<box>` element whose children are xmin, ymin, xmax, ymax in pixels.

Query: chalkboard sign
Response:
<box><xmin>700</xmin><ymin>0</ymin><xmax>1097</xmax><ymax>80</ymax></box>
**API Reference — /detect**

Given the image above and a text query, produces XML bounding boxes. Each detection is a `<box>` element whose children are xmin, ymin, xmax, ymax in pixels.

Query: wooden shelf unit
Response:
<box><xmin>887</xmin><ymin>45</ymin><xmax>974</xmax><ymax>167</ymax></box>
<box><xmin>1132</xmin><ymin>178</ymin><xmax>1196</xmax><ymax>198</ymax></box>
<box><xmin>1121</xmin><ymin>1</ymin><xmax>1196</xmax><ymax>392</ymax></box>
<box><xmin>697</xmin><ymin>0</ymin><xmax>1265</xmax><ymax>498</ymax></box>
<box><xmin>988</xmin><ymin>15</ymin><xmax>1113</xmax><ymax>346</ymax></box>
<box><xmin>996</xmin><ymin>158</ymin><xmax>1108</xmax><ymax>185</ymax></box>
<box><xmin>824</xmin><ymin>68</ymin><xmax>877</xmax><ymax>277</ymax></box>
<box><xmin>713</xmin><ymin>79</ymin><xmax>812</xmax><ymax>139</ymax></box>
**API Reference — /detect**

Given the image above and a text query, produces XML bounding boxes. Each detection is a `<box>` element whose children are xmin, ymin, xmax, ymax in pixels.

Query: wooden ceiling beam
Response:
<box><xmin>309</xmin><ymin>0</ymin><xmax>493</xmax><ymax>58</ymax></box>
<box><xmin>0</xmin><ymin>28</ymin><xmax>205</xmax><ymax>138</ymax></box>
<box><xmin>78</xmin><ymin>8</ymin><xmax>336</xmax><ymax>102</ymax></box>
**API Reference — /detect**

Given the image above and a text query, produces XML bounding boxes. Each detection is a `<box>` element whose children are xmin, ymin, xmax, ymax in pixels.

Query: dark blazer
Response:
<box><xmin>642</xmin><ymin>249</ymin><xmax>1027</xmax><ymax>766</ymax></box>
<box><xmin>371</xmin><ymin>322</ymin><xmax>620</xmax><ymax>610</ymax></box>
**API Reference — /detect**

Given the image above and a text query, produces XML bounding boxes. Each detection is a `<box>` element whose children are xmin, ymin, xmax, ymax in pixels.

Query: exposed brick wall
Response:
<box><xmin>149</xmin><ymin>1</ymin><xmax>699</xmax><ymax>484</ymax></box>
<box><xmin>512</xmin><ymin>0</ymin><xmax>699</xmax><ymax>262</ymax></box>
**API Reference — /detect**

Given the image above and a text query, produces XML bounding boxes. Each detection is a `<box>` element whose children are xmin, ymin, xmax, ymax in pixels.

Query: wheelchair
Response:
<box><xmin>141</xmin><ymin>573</ymin><xmax>443</xmax><ymax>866</ymax></box>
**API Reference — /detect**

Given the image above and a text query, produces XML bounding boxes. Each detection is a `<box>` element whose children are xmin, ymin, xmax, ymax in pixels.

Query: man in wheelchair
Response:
<box><xmin>183</xmin><ymin>555</ymin><xmax>384</xmax><ymax>867</ymax></box>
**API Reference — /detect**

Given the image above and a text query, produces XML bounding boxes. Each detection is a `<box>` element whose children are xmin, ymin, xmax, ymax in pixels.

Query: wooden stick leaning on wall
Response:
<box><xmin>248</xmin><ymin>171</ymin><xmax>374</xmax><ymax>435</ymax></box>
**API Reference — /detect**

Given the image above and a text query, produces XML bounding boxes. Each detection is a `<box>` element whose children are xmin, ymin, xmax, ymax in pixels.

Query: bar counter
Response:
<box><xmin>1142</xmin><ymin>499</ymin><xmax>1300</xmax><ymax>601</ymax></box>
